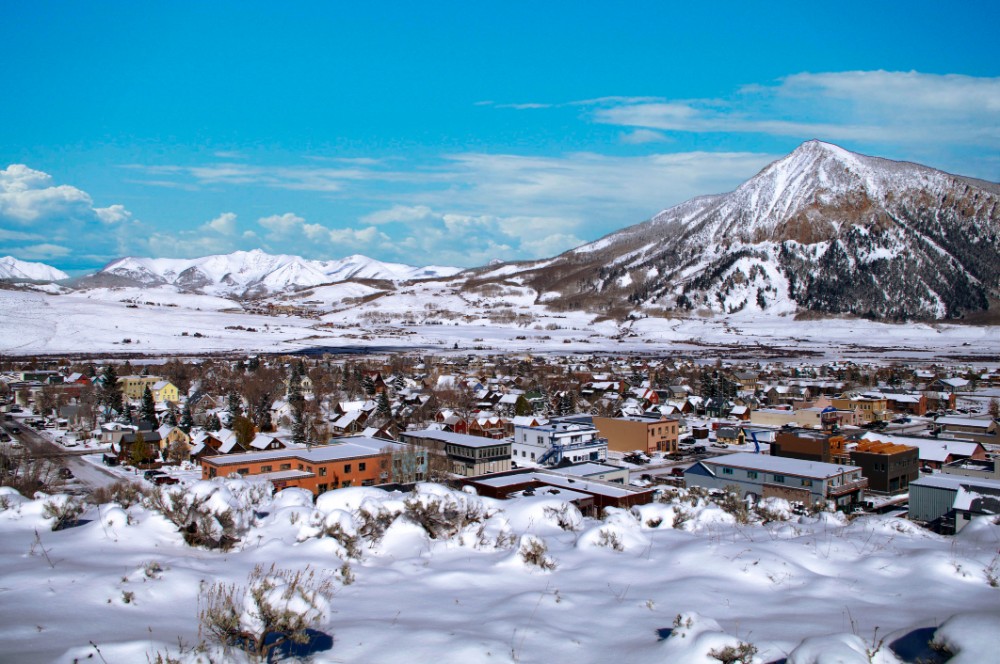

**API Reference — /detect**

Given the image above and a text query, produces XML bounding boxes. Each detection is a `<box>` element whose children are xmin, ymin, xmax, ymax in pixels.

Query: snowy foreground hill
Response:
<box><xmin>1</xmin><ymin>480</ymin><xmax>998</xmax><ymax>663</ymax></box>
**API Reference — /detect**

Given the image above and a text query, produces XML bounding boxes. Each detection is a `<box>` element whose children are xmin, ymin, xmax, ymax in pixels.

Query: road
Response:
<box><xmin>2</xmin><ymin>419</ymin><xmax>122</xmax><ymax>493</ymax></box>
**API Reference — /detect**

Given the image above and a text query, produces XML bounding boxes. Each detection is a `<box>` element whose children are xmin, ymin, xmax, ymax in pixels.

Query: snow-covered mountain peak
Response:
<box><xmin>79</xmin><ymin>250</ymin><xmax>462</xmax><ymax>296</ymax></box>
<box><xmin>0</xmin><ymin>256</ymin><xmax>69</xmax><ymax>282</ymax></box>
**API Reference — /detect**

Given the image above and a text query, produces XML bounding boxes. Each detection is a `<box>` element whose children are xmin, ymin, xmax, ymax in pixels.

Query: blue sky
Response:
<box><xmin>1</xmin><ymin>1</ymin><xmax>998</xmax><ymax>273</ymax></box>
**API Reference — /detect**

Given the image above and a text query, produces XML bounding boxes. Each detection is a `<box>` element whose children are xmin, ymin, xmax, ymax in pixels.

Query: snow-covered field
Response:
<box><xmin>1</xmin><ymin>286</ymin><xmax>997</xmax><ymax>361</ymax></box>
<box><xmin>1</xmin><ymin>481</ymin><xmax>998</xmax><ymax>663</ymax></box>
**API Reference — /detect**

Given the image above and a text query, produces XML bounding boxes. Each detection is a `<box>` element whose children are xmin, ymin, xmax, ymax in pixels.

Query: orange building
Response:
<box><xmin>199</xmin><ymin>436</ymin><xmax>423</xmax><ymax>495</ymax></box>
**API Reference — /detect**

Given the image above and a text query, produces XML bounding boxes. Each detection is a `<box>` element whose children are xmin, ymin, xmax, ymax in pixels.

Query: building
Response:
<box><xmin>461</xmin><ymin>468</ymin><xmax>657</xmax><ymax>516</ymax></box>
<box><xmin>685</xmin><ymin>452</ymin><xmax>867</xmax><ymax>508</ymax></box>
<box><xmin>771</xmin><ymin>430</ymin><xmax>847</xmax><ymax>463</ymax></box>
<box><xmin>400</xmin><ymin>429</ymin><xmax>511</xmax><ymax>477</ymax></box>
<box><xmin>843</xmin><ymin>440</ymin><xmax>918</xmax><ymax>494</ymax></box>
<box><xmin>592</xmin><ymin>415</ymin><xmax>679</xmax><ymax>455</ymax></box>
<box><xmin>861</xmin><ymin>432</ymin><xmax>988</xmax><ymax>470</ymax></box>
<box><xmin>199</xmin><ymin>436</ymin><xmax>417</xmax><ymax>494</ymax></box>
<box><xmin>512</xmin><ymin>420</ymin><xmax>608</xmax><ymax>466</ymax></box>
<box><xmin>909</xmin><ymin>473</ymin><xmax>1000</xmax><ymax>533</ymax></box>
<box><xmin>831</xmin><ymin>394</ymin><xmax>889</xmax><ymax>423</ymax></box>
<box><xmin>551</xmin><ymin>461</ymin><xmax>630</xmax><ymax>484</ymax></box>
<box><xmin>117</xmin><ymin>375</ymin><xmax>177</xmax><ymax>402</ymax></box>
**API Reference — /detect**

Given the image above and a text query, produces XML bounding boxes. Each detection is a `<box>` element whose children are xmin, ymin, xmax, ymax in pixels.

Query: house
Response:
<box><xmin>150</xmin><ymin>380</ymin><xmax>179</xmax><ymax>403</ymax></box>
<box><xmin>715</xmin><ymin>426</ymin><xmax>745</xmax><ymax>446</ymax></box>
<box><xmin>117</xmin><ymin>375</ymin><xmax>172</xmax><ymax>401</ymax></box>
<box><xmin>468</xmin><ymin>415</ymin><xmax>507</xmax><ymax>439</ymax></box>
<box><xmin>400</xmin><ymin>429</ymin><xmax>511</xmax><ymax>477</ymax></box>
<box><xmin>831</xmin><ymin>394</ymin><xmax>889</xmax><ymax>423</ymax></box>
<box><xmin>685</xmin><ymin>453</ymin><xmax>868</xmax><ymax>508</ymax></box>
<box><xmin>189</xmin><ymin>429</ymin><xmax>247</xmax><ymax>459</ymax></box>
<box><xmin>199</xmin><ymin>436</ymin><xmax>418</xmax><ymax>494</ymax></box>
<box><xmin>512</xmin><ymin>419</ymin><xmax>608</xmax><ymax>466</ymax></box>
<box><xmin>592</xmin><ymin>415</ymin><xmax>679</xmax><ymax>455</ymax></box>
<box><xmin>771</xmin><ymin>430</ymin><xmax>847</xmax><ymax>463</ymax></box>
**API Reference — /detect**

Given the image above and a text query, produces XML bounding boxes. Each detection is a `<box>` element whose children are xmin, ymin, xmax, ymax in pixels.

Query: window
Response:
<box><xmin>722</xmin><ymin>467</ymin><xmax>734</xmax><ymax>475</ymax></box>
<box><xmin>297</xmin><ymin>464</ymin><xmax>303</xmax><ymax>470</ymax></box>
<box><xmin>260</xmin><ymin>465</ymin><xmax>272</xmax><ymax>473</ymax></box>
<box><xmin>344</xmin><ymin>464</ymin><xmax>352</xmax><ymax>473</ymax></box>
<box><xmin>318</xmin><ymin>483</ymin><xmax>328</xmax><ymax>493</ymax></box>
<box><xmin>280</xmin><ymin>463</ymin><xmax>291</xmax><ymax>471</ymax></box>
<box><xmin>208</xmin><ymin>468</ymin><xmax>217</xmax><ymax>478</ymax></box>
<box><xmin>319</xmin><ymin>467</ymin><xmax>327</xmax><ymax>477</ymax></box>
<box><xmin>341</xmin><ymin>480</ymin><xmax>352</xmax><ymax>488</ymax></box>
<box><xmin>359</xmin><ymin>462</ymin><xmax>366</xmax><ymax>471</ymax></box>
<box><xmin>237</xmin><ymin>468</ymin><xmax>249</xmax><ymax>475</ymax></box>
<box><xmin>747</xmin><ymin>471</ymin><xmax>758</xmax><ymax>479</ymax></box>
<box><xmin>801</xmin><ymin>479</ymin><xmax>812</xmax><ymax>487</ymax></box>
<box><xmin>773</xmin><ymin>474</ymin><xmax>785</xmax><ymax>484</ymax></box>
<box><xmin>362</xmin><ymin>479</ymin><xmax>374</xmax><ymax>486</ymax></box>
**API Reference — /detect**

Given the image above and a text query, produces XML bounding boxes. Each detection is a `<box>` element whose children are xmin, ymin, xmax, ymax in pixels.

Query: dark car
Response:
<box><xmin>58</xmin><ymin>467</ymin><xmax>74</xmax><ymax>480</ymax></box>
<box><xmin>10</xmin><ymin>426</ymin><xmax>21</xmax><ymax>434</ymax></box>
<box><xmin>153</xmin><ymin>475</ymin><xmax>179</xmax><ymax>486</ymax></box>
<box><xmin>143</xmin><ymin>469</ymin><xmax>166</xmax><ymax>481</ymax></box>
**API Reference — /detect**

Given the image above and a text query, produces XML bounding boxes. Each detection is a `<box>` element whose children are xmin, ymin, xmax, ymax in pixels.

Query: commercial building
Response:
<box><xmin>199</xmin><ymin>436</ymin><xmax>419</xmax><ymax>494</ymax></box>
<box><xmin>685</xmin><ymin>452</ymin><xmax>867</xmax><ymax>508</ymax></box>
<box><xmin>511</xmin><ymin>420</ymin><xmax>607</xmax><ymax>466</ymax></box>
<box><xmin>400</xmin><ymin>429</ymin><xmax>511</xmax><ymax>477</ymax></box>
<box><xmin>592</xmin><ymin>415</ymin><xmax>679</xmax><ymax>455</ymax></box>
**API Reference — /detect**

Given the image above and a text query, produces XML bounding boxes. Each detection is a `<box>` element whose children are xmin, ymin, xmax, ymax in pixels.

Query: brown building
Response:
<box><xmin>199</xmin><ymin>436</ymin><xmax>420</xmax><ymax>495</ymax></box>
<box><xmin>593</xmin><ymin>415</ymin><xmax>679</xmax><ymax>455</ymax></box>
<box><xmin>838</xmin><ymin>440</ymin><xmax>919</xmax><ymax>494</ymax></box>
<box><xmin>831</xmin><ymin>394</ymin><xmax>889</xmax><ymax>423</ymax></box>
<box><xmin>771</xmin><ymin>430</ymin><xmax>847</xmax><ymax>463</ymax></box>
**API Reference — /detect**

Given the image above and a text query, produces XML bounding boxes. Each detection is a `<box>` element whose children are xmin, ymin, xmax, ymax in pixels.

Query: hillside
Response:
<box><xmin>506</xmin><ymin>141</ymin><xmax>1000</xmax><ymax>321</ymax></box>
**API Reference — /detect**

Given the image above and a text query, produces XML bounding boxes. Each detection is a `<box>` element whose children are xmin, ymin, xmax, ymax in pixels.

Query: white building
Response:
<box><xmin>512</xmin><ymin>421</ymin><xmax>607</xmax><ymax>466</ymax></box>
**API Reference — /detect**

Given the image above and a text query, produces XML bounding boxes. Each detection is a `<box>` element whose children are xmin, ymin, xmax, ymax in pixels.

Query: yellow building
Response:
<box><xmin>831</xmin><ymin>394</ymin><xmax>888</xmax><ymax>423</ymax></box>
<box><xmin>118</xmin><ymin>375</ymin><xmax>178</xmax><ymax>403</ymax></box>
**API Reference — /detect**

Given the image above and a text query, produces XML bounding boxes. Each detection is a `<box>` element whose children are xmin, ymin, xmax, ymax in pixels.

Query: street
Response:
<box><xmin>2</xmin><ymin>419</ymin><xmax>122</xmax><ymax>493</ymax></box>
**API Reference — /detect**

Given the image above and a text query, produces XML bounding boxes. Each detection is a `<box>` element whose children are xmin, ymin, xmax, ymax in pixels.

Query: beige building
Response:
<box><xmin>593</xmin><ymin>416</ymin><xmax>679</xmax><ymax>455</ymax></box>
<box><xmin>118</xmin><ymin>375</ymin><xmax>179</xmax><ymax>403</ymax></box>
<box><xmin>831</xmin><ymin>394</ymin><xmax>889</xmax><ymax>423</ymax></box>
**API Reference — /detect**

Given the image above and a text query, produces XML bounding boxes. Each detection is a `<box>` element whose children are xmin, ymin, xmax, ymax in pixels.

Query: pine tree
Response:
<box><xmin>100</xmin><ymin>365</ymin><xmax>123</xmax><ymax>417</ymax></box>
<box><xmin>226</xmin><ymin>391</ymin><xmax>243</xmax><ymax>426</ymax></box>
<box><xmin>376</xmin><ymin>390</ymin><xmax>392</xmax><ymax>420</ymax></box>
<box><xmin>180</xmin><ymin>402</ymin><xmax>194</xmax><ymax>433</ymax></box>
<box><xmin>163</xmin><ymin>404</ymin><xmax>178</xmax><ymax>427</ymax></box>
<box><xmin>292</xmin><ymin>407</ymin><xmax>307</xmax><ymax>445</ymax></box>
<box><xmin>205</xmin><ymin>413</ymin><xmax>222</xmax><ymax>432</ymax></box>
<box><xmin>141</xmin><ymin>385</ymin><xmax>158</xmax><ymax>424</ymax></box>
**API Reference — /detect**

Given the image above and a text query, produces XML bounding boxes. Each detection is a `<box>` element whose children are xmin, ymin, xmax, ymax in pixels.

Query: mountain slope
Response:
<box><xmin>74</xmin><ymin>250</ymin><xmax>463</xmax><ymax>296</ymax></box>
<box><xmin>0</xmin><ymin>256</ymin><xmax>68</xmax><ymax>282</ymax></box>
<box><xmin>511</xmin><ymin>141</ymin><xmax>1000</xmax><ymax>320</ymax></box>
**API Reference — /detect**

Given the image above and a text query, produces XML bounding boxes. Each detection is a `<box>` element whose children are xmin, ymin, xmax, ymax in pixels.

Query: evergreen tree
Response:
<box><xmin>140</xmin><ymin>385</ymin><xmax>158</xmax><ymax>424</ymax></box>
<box><xmin>291</xmin><ymin>407</ymin><xmax>307</xmax><ymax>445</ymax></box>
<box><xmin>179</xmin><ymin>402</ymin><xmax>194</xmax><ymax>433</ymax></box>
<box><xmin>205</xmin><ymin>413</ymin><xmax>222</xmax><ymax>432</ymax></box>
<box><xmin>226</xmin><ymin>391</ymin><xmax>243</xmax><ymax>426</ymax></box>
<box><xmin>163</xmin><ymin>404</ymin><xmax>178</xmax><ymax>427</ymax></box>
<box><xmin>253</xmin><ymin>392</ymin><xmax>274</xmax><ymax>433</ymax></box>
<box><xmin>362</xmin><ymin>375</ymin><xmax>376</xmax><ymax>396</ymax></box>
<box><xmin>100</xmin><ymin>365</ymin><xmax>123</xmax><ymax>417</ymax></box>
<box><xmin>86</xmin><ymin>363</ymin><xmax>96</xmax><ymax>379</ymax></box>
<box><xmin>376</xmin><ymin>390</ymin><xmax>392</xmax><ymax>420</ymax></box>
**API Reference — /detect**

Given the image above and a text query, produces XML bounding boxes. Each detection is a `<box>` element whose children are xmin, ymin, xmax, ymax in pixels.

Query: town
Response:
<box><xmin>4</xmin><ymin>352</ymin><xmax>998</xmax><ymax>535</ymax></box>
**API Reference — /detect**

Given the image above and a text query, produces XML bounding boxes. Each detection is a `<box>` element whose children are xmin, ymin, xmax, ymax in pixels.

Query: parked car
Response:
<box><xmin>153</xmin><ymin>475</ymin><xmax>179</xmax><ymax>486</ymax></box>
<box><xmin>10</xmin><ymin>426</ymin><xmax>21</xmax><ymax>434</ymax></box>
<box><xmin>670</xmin><ymin>467</ymin><xmax>686</xmax><ymax>477</ymax></box>
<box><xmin>58</xmin><ymin>467</ymin><xmax>74</xmax><ymax>480</ymax></box>
<box><xmin>143</xmin><ymin>469</ymin><xmax>166</xmax><ymax>481</ymax></box>
<box><xmin>711</xmin><ymin>442</ymin><xmax>728</xmax><ymax>449</ymax></box>
<box><xmin>102</xmin><ymin>454</ymin><xmax>119</xmax><ymax>467</ymax></box>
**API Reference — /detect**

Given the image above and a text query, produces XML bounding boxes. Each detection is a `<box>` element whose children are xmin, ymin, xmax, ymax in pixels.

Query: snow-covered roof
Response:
<box><xmin>201</xmin><ymin>436</ymin><xmax>404</xmax><ymax>466</ymax></box>
<box><xmin>936</xmin><ymin>417</ymin><xmax>993</xmax><ymax>430</ymax></box>
<box><xmin>403</xmin><ymin>429</ymin><xmax>507</xmax><ymax>448</ymax></box>
<box><xmin>701</xmin><ymin>452</ymin><xmax>860</xmax><ymax>480</ymax></box>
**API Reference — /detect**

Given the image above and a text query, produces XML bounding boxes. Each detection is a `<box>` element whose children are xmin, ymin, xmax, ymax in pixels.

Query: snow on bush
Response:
<box><xmin>503</xmin><ymin>497</ymin><xmax>583</xmax><ymax>534</ymax></box>
<box><xmin>930</xmin><ymin>611</ymin><xmax>1000</xmax><ymax>663</ymax></box>
<box><xmin>147</xmin><ymin>478</ymin><xmax>260</xmax><ymax>550</ymax></box>
<box><xmin>0</xmin><ymin>486</ymin><xmax>28</xmax><ymax>511</ymax></box>
<box><xmin>514</xmin><ymin>534</ymin><xmax>556</xmax><ymax>571</ymax></box>
<box><xmin>786</xmin><ymin>633</ymin><xmax>903</xmax><ymax>664</ymax></box>
<box><xmin>578</xmin><ymin>507</ymin><xmax>648</xmax><ymax>552</ymax></box>
<box><xmin>659</xmin><ymin>612</ymin><xmax>758</xmax><ymax>663</ymax></box>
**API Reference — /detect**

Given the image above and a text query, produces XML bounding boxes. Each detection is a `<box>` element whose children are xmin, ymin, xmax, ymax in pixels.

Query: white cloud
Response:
<box><xmin>593</xmin><ymin>70</ymin><xmax>1000</xmax><ymax>147</ymax></box>
<box><xmin>96</xmin><ymin>204</ymin><xmax>132</xmax><ymax>224</ymax></box>
<box><xmin>361</xmin><ymin>205</ymin><xmax>435</xmax><ymax>225</ymax></box>
<box><xmin>204</xmin><ymin>212</ymin><xmax>237</xmax><ymax>235</ymax></box>
<box><xmin>619</xmin><ymin>129</ymin><xmax>670</xmax><ymax>144</ymax></box>
<box><xmin>0</xmin><ymin>164</ymin><xmax>95</xmax><ymax>223</ymax></box>
<box><xmin>17</xmin><ymin>243</ymin><xmax>71</xmax><ymax>260</ymax></box>
<box><xmin>258</xmin><ymin>212</ymin><xmax>307</xmax><ymax>237</ymax></box>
